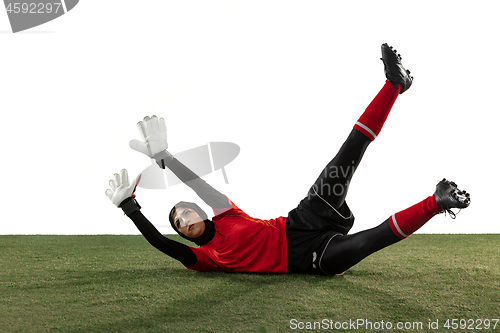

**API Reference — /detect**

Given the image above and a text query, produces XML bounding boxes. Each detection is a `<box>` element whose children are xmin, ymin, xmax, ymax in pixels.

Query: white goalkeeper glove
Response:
<box><xmin>105</xmin><ymin>169</ymin><xmax>142</xmax><ymax>208</ymax></box>
<box><xmin>129</xmin><ymin>115</ymin><xmax>168</xmax><ymax>158</ymax></box>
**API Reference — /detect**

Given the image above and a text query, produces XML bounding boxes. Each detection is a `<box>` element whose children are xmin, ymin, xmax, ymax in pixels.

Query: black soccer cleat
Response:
<box><xmin>381</xmin><ymin>43</ymin><xmax>413</xmax><ymax>94</ymax></box>
<box><xmin>434</xmin><ymin>178</ymin><xmax>471</xmax><ymax>218</ymax></box>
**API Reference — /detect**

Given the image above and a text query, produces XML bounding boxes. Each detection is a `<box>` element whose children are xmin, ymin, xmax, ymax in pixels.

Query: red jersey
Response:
<box><xmin>184</xmin><ymin>200</ymin><xmax>288</xmax><ymax>273</ymax></box>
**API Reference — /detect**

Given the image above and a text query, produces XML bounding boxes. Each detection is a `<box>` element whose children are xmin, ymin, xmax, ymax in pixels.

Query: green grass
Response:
<box><xmin>1</xmin><ymin>235</ymin><xmax>498</xmax><ymax>333</ymax></box>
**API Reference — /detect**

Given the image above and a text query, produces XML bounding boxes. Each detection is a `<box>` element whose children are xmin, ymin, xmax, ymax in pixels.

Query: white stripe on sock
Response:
<box><xmin>391</xmin><ymin>214</ymin><xmax>408</xmax><ymax>238</ymax></box>
<box><xmin>355</xmin><ymin>121</ymin><xmax>377</xmax><ymax>140</ymax></box>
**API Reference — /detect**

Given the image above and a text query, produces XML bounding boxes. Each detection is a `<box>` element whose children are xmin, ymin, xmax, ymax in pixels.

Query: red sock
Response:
<box><xmin>389</xmin><ymin>196</ymin><xmax>442</xmax><ymax>239</ymax></box>
<box><xmin>354</xmin><ymin>80</ymin><xmax>401</xmax><ymax>140</ymax></box>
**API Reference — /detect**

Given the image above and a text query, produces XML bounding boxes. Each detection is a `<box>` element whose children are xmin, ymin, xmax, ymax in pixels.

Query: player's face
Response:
<box><xmin>173</xmin><ymin>207</ymin><xmax>205</xmax><ymax>238</ymax></box>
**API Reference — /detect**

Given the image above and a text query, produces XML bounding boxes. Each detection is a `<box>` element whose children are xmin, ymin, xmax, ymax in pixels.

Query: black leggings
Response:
<box><xmin>309</xmin><ymin>129</ymin><xmax>401</xmax><ymax>275</ymax></box>
<box><xmin>319</xmin><ymin>220</ymin><xmax>401</xmax><ymax>275</ymax></box>
<box><xmin>309</xmin><ymin>129</ymin><xmax>371</xmax><ymax>210</ymax></box>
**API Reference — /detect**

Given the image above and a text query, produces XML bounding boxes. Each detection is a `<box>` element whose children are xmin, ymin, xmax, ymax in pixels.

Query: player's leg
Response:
<box><xmin>307</xmin><ymin>80</ymin><xmax>399</xmax><ymax>211</ymax></box>
<box><xmin>306</xmin><ymin>44</ymin><xmax>412</xmax><ymax>212</ymax></box>
<box><xmin>318</xmin><ymin>179</ymin><xmax>471</xmax><ymax>275</ymax></box>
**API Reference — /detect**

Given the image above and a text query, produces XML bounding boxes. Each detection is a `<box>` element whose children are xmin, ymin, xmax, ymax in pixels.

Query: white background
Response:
<box><xmin>1</xmin><ymin>1</ymin><xmax>498</xmax><ymax>235</ymax></box>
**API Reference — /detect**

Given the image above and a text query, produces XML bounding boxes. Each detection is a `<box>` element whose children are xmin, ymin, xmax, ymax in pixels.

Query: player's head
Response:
<box><xmin>169</xmin><ymin>201</ymin><xmax>215</xmax><ymax>245</ymax></box>
<box><xmin>170</xmin><ymin>203</ymin><xmax>205</xmax><ymax>237</ymax></box>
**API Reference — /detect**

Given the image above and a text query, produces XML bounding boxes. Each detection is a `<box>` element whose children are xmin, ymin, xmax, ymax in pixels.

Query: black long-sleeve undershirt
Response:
<box><xmin>127</xmin><ymin>209</ymin><xmax>197</xmax><ymax>267</ymax></box>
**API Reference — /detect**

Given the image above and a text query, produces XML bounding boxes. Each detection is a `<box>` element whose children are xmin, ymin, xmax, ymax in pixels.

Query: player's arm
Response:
<box><xmin>129</xmin><ymin>116</ymin><xmax>232</xmax><ymax>212</ymax></box>
<box><xmin>123</xmin><ymin>199</ymin><xmax>197</xmax><ymax>266</ymax></box>
<box><xmin>155</xmin><ymin>150</ymin><xmax>232</xmax><ymax>210</ymax></box>
<box><xmin>105</xmin><ymin>169</ymin><xmax>197</xmax><ymax>267</ymax></box>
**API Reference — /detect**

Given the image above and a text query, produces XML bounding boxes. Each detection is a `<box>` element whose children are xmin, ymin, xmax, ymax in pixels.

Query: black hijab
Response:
<box><xmin>169</xmin><ymin>201</ymin><xmax>215</xmax><ymax>246</ymax></box>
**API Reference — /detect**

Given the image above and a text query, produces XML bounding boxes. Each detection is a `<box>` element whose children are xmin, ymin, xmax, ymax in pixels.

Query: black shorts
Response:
<box><xmin>285</xmin><ymin>191</ymin><xmax>355</xmax><ymax>275</ymax></box>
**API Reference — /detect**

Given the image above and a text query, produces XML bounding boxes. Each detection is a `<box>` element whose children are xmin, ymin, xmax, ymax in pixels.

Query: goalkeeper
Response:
<box><xmin>106</xmin><ymin>44</ymin><xmax>471</xmax><ymax>275</ymax></box>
